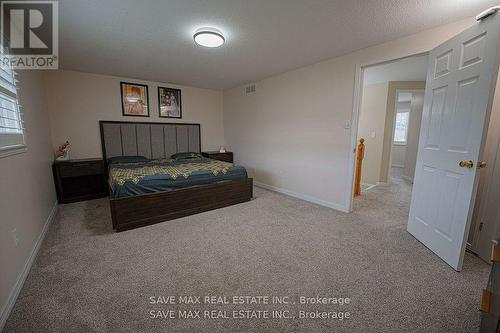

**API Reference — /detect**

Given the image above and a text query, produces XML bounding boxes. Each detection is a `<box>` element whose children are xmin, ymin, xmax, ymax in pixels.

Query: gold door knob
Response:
<box><xmin>459</xmin><ymin>160</ymin><xmax>474</xmax><ymax>168</ymax></box>
<box><xmin>477</xmin><ymin>161</ymin><xmax>487</xmax><ymax>169</ymax></box>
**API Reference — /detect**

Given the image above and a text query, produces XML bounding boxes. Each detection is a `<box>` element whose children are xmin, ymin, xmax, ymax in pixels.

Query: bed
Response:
<box><xmin>100</xmin><ymin>121</ymin><xmax>253</xmax><ymax>231</ymax></box>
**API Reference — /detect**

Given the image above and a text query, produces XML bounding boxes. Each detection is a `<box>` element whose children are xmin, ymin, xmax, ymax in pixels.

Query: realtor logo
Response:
<box><xmin>1</xmin><ymin>1</ymin><xmax>58</xmax><ymax>69</ymax></box>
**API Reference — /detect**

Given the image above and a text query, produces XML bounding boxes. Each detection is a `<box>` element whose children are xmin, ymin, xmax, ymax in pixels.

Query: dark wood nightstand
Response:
<box><xmin>202</xmin><ymin>151</ymin><xmax>234</xmax><ymax>163</ymax></box>
<box><xmin>52</xmin><ymin>158</ymin><xmax>107</xmax><ymax>203</ymax></box>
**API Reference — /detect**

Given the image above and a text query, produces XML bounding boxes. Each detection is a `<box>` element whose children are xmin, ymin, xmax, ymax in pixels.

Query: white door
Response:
<box><xmin>408</xmin><ymin>13</ymin><xmax>500</xmax><ymax>271</ymax></box>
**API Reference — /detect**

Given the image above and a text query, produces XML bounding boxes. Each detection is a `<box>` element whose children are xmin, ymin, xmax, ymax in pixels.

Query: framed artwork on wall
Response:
<box><xmin>120</xmin><ymin>82</ymin><xmax>149</xmax><ymax>117</ymax></box>
<box><xmin>158</xmin><ymin>86</ymin><xmax>182</xmax><ymax>118</ymax></box>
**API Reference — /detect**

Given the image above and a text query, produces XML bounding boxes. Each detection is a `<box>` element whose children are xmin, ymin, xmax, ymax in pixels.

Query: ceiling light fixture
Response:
<box><xmin>193</xmin><ymin>27</ymin><xmax>225</xmax><ymax>48</ymax></box>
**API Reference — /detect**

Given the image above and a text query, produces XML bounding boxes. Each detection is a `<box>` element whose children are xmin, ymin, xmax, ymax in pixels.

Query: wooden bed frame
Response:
<box><xmin>100</xmin><ymin>120</ymin><xmax>253</xmax><ymax>231</ymax></box>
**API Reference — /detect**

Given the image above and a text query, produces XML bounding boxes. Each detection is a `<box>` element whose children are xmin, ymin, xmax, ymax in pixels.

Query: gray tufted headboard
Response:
<box><xmin>99</xmin><ymin>121</ymin><xmax>201</xmax><ymax>162</ymax></box>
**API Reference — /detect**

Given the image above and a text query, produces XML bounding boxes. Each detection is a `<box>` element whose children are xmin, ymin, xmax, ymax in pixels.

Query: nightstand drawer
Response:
<box><xmin>202</xmin><ymin>151</ymin><xmax>234</xmax><ymax>163</ymax></box>
<box><xmin>58</xmin><ymin>161</ymin><xmax>103</xmax><ymax>178</ymax></box>
<box><xmin>212</xmin><ymin>154</ymin><xmax>233</xmax><ymax>162</ymax></box>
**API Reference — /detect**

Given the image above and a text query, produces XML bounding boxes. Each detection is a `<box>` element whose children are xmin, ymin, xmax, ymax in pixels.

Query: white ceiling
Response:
<box><xmin>363</xmin><ymin>54</ymin><xmax>429</xmax><ymax>86</ymax></box>
<box><xmin>58</xmin><ymin>0</ymin><xmax>499</xmax><ymax>90</ymax></box>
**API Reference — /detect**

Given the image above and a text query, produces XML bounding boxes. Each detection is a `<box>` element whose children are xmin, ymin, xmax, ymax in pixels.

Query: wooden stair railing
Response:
<box><xmin>354</xmin><ymin>138</ymin><xmax>365</xmax><ymax>197</ymax></box>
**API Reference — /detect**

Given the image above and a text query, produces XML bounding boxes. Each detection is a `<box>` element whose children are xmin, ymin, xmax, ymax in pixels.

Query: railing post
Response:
<box><xmin>354</xmin><ymin>138</ymin><xmax>365</xmax><ymax>197</ymax></box>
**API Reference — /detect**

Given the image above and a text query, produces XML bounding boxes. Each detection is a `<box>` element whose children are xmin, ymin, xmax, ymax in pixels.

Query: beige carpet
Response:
<box><xmin>4</xmin><ymin>180</ymin><xmax>489</xmax><ymax>332</ymax></box>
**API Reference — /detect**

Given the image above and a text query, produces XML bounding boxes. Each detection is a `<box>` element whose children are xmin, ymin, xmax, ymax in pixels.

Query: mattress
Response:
<box><xmin>108</xmin><ymin>157</ymin><xmax>248</xmax><ymax>198</ymax></box>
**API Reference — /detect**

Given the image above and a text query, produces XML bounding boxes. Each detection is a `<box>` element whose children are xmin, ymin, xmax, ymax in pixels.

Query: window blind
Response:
<box><xmin>0</xmin><ymin>45</ymin><xmax>25</xmax><ymax>157</ymax></box>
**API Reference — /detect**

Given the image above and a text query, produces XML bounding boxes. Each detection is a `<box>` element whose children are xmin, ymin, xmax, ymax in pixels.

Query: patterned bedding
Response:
<box><xmin>108</xmin><ymin>157</ymin><xmax>248</xmax><ymax>198</ymax></box>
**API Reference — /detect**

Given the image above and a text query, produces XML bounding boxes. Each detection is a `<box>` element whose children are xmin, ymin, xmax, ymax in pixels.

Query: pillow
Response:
<box><xmin>108</xmin><ymin>156</ymin><xmax>149</xmax><ymax>165</ymax></box>
<box><xmin>171</xmin><ymin>152</ymin><xmax>202</xmax><ymax>160</ymax></box>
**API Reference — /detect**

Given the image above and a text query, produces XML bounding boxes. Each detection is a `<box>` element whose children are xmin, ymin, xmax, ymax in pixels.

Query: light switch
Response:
<box><xmin>371</xmin><ymin>131</ymin><xmax>376</xmax><ymax>139</ymax></box>
<box><xmin>344</xmin><ymin>121</ymin><xmax>351</xmax><ymax>129</ymax></box>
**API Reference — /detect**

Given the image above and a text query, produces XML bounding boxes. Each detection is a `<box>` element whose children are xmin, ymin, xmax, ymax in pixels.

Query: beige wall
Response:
<box><xmin>0</xmin><ymin>71</ymin><xmax>56</xmax><ymax>327</ymax></box>
<box><xmin>45</xmin><ymin>70</ymin><xmax>225</xmax><ymax>159</ymax></box>
<box><xmin>224</xmin><ymin>18</ymin><xmax>474</xmax><ymax>211</ymax></box>
<box><xmin>358</xmin><ymin>82</ymin><xmax>388</xmax><ymax>185</ymax></box>
<box><xmin>403</xmin><ymin>91</ymin><xmax>425</xmax><ymax>181</ymax></box>
<box><xmin>391</xmin><ymin>145</ymin><xmax>406</xmax><ymax>167</ymax></box>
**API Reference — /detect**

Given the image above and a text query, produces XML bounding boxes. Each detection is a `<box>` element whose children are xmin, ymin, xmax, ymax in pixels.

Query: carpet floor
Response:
<box><xmin>4</xmin><ymin>180</ymin><xmax>489</xmax><ymax>332</ymax></box>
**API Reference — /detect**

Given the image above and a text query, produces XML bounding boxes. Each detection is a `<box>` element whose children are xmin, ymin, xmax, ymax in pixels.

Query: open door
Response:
<box><xmin>407</xmin><ymin>11</ymin><xmax>500</xmax><ymax>271</ymax></box>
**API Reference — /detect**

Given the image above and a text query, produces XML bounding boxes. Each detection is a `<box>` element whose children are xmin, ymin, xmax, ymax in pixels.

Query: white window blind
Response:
<box><xmin>0</xmin><ymin>46</ymin><xmax>25</xmax><ymax>157</ymax></box>
<box><xmin>393</xmin><ymin>110</ymin><xmax>410</xmax><ymax>144</ymax></box>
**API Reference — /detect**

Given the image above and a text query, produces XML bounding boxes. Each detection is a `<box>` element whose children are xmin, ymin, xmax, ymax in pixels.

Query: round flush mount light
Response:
<box><xmin>194</xmin><ymin>27</ymin><xmax>225</xmax><ymax>48</ymax></box>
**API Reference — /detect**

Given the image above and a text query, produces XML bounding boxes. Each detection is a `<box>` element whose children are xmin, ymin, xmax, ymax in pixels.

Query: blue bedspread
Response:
<box><xmin>108</xmin><ymin>157</ymin><xmax>248</xmax><ymax>198</ymax></box>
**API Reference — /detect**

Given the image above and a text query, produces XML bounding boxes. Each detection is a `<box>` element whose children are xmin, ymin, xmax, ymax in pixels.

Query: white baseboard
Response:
<box><xmin>392</xmin><ymin>164</ymin><xmax>404</xmax><ymax>168</ymax></box>
<box><xmin>361</xmin><ymin>183</ymin><xmax>377</xmax><ymax>192</ymax></box>
<box><xmin>254</xmin><ymin>181</ymin><xmax>349</xmax><ymax>213</ymax></box>
<box><xmin>0</xmin><ymin>201</ymin><xmax>58</xmax><ymax>331</ymax></box>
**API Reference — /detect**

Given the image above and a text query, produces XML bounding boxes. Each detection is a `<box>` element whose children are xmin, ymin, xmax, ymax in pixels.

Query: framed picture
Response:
<box><xmin>120</xmin><ymin>82</ymin><xmax>149</xmax><ymax>117</ymax></box>
<box><xmin>158</xmin><ymin>86</ymin><xmax>182</xmax><ymax>118</ymax></box>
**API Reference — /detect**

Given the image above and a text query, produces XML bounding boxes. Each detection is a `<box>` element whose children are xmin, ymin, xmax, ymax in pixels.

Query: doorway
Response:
<box><xmin>353</xmin><ymin>54</ymin><xmax>428</xmax><ymax>194</ymax></box>
<box><xmin>348</xmin><ymin>30</ymin><xmax>500</xmax><ymax>269</ymax></box>
<box><xmin>347</xmin><ymin>11</ymin><xmax>500</xmax><ymax>271</ymax></box>
<box><xmin>467</xmin><ymin>71</ymin><xmax>500</xmax><ymax>262</ymax></box>
<box><xmin>389</xmin><ymin>89</ymin><xmax>425</xmax><ymax>183</ymax></box>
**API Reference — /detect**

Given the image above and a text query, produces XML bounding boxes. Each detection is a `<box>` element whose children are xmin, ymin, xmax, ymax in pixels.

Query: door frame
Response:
<box><xmin>468</xmin><ymin>73</ymin><xmax>500</xmax><ymax>259</ymax></box>
<box><xmin>346</xmin><ymin>51</ymin><xmax>429</xmax><ymax>212</ymax></box>
<box><xmin>388</xmin><ymin>88</ymin><xmax>426</xmax><ymax>180</ymax></box>
<box><xmin>469</xmin><ymin>135</ymin><xmax>500</xmax><ymax>258</ymax></box>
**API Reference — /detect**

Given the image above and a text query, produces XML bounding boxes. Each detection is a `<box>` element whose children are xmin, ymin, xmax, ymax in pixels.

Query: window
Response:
<box><xmin>0</xmin><ymin>46</ymin><xmax>25</xmax><ymax>157</ymax></box>
<box><xmin>394</xmin><ymin>110</ymin><xmax>410</xmax><ymax>144</ymax></box>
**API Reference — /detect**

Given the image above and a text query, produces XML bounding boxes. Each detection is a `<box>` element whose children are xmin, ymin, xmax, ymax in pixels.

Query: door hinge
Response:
<box><xmin>479</xmin><ymin>222</ymin><xmax>484</xmax><ymax>231</ymax></box>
